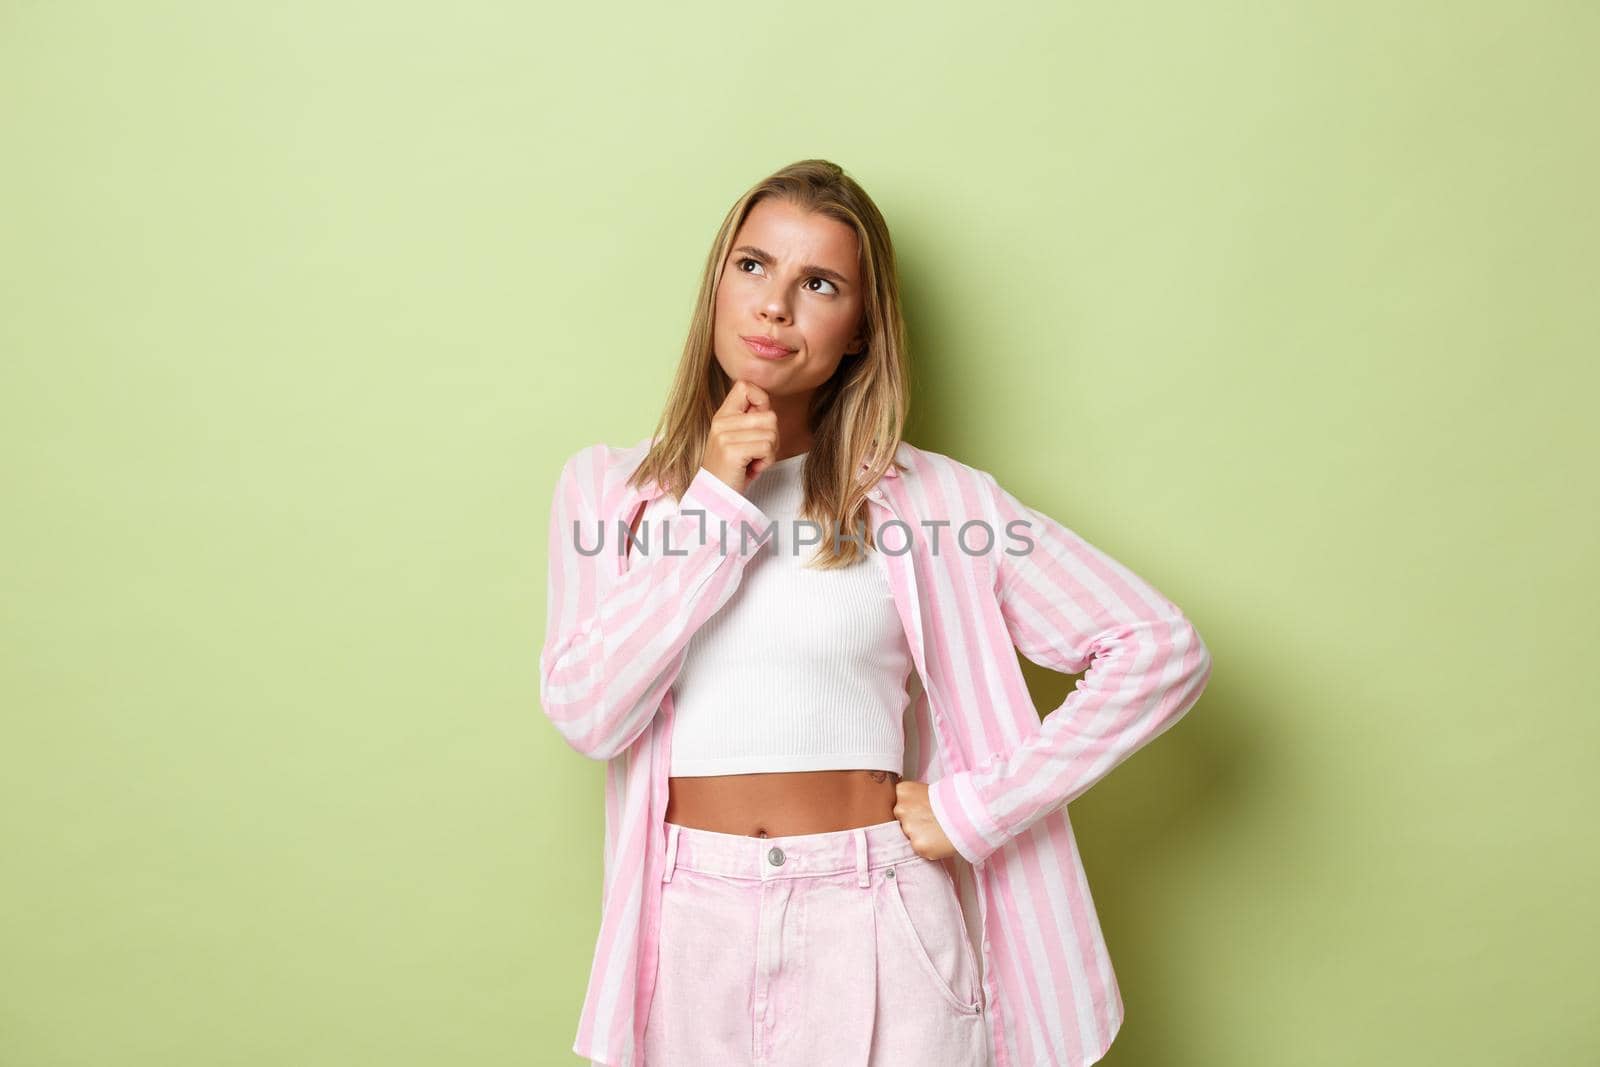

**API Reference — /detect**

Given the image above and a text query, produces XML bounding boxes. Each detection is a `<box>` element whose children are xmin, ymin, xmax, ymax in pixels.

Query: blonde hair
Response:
<box><xmin>627</xmin><ymin>159</ymin><xmax>910</xmax><ymax>569</ymax></box>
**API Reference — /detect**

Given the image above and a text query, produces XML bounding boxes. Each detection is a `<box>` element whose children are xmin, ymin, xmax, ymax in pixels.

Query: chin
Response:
<box><xmin>741</xmin><ymin>352</ymin><xmax>784</xmax><ymax>372</ymax></box>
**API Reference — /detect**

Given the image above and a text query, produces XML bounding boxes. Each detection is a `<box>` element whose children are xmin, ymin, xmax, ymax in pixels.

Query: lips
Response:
<box><xmin>741</xmin><ymin>335</ymin><xmax>797</xmax><ymax>358</ymax></box>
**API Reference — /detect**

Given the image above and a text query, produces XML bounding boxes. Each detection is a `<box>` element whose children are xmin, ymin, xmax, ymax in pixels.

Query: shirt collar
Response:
<box><xmin>628</xmin><ymin>446</ymin><xmax>901</xmax><ymax>509</ymax></box>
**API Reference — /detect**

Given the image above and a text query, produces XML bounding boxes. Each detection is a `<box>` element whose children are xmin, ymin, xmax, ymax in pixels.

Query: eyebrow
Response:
<box><xmin>731</xmin><ymin>245</ymin><xmax>854</xmax><ymax>288</ymax></box>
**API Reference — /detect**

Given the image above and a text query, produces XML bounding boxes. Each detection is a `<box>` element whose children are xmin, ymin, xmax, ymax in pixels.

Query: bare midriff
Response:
<box><xmin>666</xmin><ymin>770</ymin><xmax>901</xmax><ymax>838</ymax></box>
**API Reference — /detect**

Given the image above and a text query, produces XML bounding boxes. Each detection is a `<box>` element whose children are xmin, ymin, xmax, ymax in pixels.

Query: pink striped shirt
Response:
<box><xmin>540</xmin><ymin>435</ymin><xmax>1213</xmax><ymax>1066</ymax></box>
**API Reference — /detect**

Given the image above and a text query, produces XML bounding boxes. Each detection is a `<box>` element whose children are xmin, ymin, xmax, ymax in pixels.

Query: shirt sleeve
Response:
<box><xmin>539</xmin><ymin>447</ymin><xmax>775</xmax><ymax>760</ymax></box>
<box><xmin>926</xmin><ymin>470</ymin><xmax>1214</xmax><ymax>866</ymax></box>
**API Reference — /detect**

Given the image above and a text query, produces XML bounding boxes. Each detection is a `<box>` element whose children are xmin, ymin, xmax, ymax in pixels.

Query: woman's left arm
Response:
<box><xmin>925</xmin><ymin>470</ymin><xmax>1214</xmax><ymax>867</ymax></box>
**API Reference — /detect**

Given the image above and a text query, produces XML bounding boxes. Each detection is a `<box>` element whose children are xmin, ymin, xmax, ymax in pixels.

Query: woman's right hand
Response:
<box><xmin>702</xmin><ymin>380</ymin><xmax>780</xmax><ymax>495</ymax></box>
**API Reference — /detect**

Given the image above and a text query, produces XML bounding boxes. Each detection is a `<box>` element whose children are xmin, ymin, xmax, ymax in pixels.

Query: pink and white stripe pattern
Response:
<box><xmin>541</xmin><ymin>458</ymin><xmax>775</xmax><ymax>761</ymax></box>
<box><xmin>926</xmin><ymin>468</ymin><xmax>1214</xmax><ymax>866</ymax></box>
<box><xmin>539</xmin><ymin>436</ymin><xmax>1213</xmax><ymax>1067</ymax></box>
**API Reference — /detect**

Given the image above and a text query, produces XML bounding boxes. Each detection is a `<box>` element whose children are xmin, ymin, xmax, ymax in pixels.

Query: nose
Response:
<box><xmin>758</xmin><ymin>292</ymin><xmax>793</xmax><ymax>325</ymax></box>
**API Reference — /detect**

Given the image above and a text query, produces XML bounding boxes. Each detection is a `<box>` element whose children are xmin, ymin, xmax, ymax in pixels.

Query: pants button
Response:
<box><xmin>767</xmin><ymin>846</ymin><xmax>785</xmax><ymax>866</ymax></box>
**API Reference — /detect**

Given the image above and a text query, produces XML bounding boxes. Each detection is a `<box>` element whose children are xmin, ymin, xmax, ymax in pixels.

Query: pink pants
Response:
<box><xmin>641</xmin><ymin>817</ymin><xmax>991</xmax><ymax>1066</ymax></box>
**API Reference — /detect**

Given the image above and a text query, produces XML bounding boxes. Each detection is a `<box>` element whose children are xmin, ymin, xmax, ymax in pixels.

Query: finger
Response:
<box><xmin>739</xmin><ymin>380</ymin><xmax>770</xmax><ymax>411</ymax></box>
<box><xmin>719</xmin><ymin>380</ymin><xmax>771</xmax><ymax>414</ymax></box>
<box><xmin>721</xmin><ymin>433</ymin><xmax>779</xmax><ymax>461</ymax></box>
<box><xmin>711</xmin><ymin>412</ymin><xmax>779</xmax><ymax>434</ymax></box>
<box><xmin>716</xmin><ymin>381</ymin><xmax>750</xmax><ymax>416</ymax></box>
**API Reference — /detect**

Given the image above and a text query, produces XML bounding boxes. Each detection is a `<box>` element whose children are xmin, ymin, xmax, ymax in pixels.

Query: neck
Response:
<box><xmin>768</xmin><ymin>391</ymin><xmax>814</xmax><ymax>461</ymax></box>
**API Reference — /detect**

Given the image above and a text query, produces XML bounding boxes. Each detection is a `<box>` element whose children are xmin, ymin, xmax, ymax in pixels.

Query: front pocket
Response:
<box><xmin>880</xmin><ymin>861</ymin><xmax>983</xmax><ymax>1015</ymax></box>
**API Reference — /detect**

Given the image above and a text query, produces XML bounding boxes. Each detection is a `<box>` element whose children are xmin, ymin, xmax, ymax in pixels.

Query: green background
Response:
<box><xmin>3</xmin><ymin>3</ymin><xmax>1594</xmax><ymax>1064</ymax></box>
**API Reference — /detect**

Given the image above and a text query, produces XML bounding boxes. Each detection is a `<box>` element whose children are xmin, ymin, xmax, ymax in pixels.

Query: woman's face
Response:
<box><xmin>712</xmin><ymin>197</ymin><xmax>868</xmax><ymax>397</ymax></box>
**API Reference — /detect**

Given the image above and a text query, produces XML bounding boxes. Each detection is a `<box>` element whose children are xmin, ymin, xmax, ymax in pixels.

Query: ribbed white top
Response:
<box><xmin>643</xmin><ymin>452</ymin><xmax>914</xmax><ymax>776</ymax></box>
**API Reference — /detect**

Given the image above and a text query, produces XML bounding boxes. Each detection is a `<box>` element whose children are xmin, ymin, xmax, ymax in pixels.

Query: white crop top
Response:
<box><xmin>640</xmin><ymin>451</ymin><xmax>915</xmax><ymax>776</ymax></box>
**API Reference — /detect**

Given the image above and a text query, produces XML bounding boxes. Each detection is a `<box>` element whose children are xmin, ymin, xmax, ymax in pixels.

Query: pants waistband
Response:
<box><xmin>662</xmin><ymin>819</ymin><xmax>921</xmax><ymax>887</ymax></box>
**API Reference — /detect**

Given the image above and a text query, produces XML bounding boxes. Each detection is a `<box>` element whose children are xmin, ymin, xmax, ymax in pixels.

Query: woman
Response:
<box><xmin>541</xmin><ymin>160</ymin><xmax>1213</xmax><ymax>1067</ymax></box>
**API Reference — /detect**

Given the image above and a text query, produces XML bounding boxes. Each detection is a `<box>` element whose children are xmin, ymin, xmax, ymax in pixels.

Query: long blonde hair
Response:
<box><xmin>627</xmin><ymin>159</ymin><xmax>910</xmax><ymax>569</ymax></box>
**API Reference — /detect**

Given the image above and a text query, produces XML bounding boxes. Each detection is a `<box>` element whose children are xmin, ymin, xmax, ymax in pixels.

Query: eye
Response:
<box><xmin>733</xmin><ymin>256</ymin><xmax>838</xmax><ymax>296</ymax></box>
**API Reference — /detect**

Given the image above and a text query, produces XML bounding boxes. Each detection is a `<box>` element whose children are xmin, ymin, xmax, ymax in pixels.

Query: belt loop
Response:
<box><xmin>662</xmin><ymin>823</ymin><xmax>681</xmax><ymax>883</ymax></box>
<box><xmin>854</xmin><ymin>827</ymin><xmax>870</xmax><ymax>888</ymax></box>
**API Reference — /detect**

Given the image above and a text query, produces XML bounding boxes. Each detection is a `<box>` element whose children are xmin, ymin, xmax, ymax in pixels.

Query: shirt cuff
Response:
<box><xmin>677</xmin><ymin>466</ymin><xmax>776</xmax><ymax>559</ymax></box>
<box><xmin>928</xmin><ymin>768</ymin><xmax>1008</xmax><ymax>867</ymax></box>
